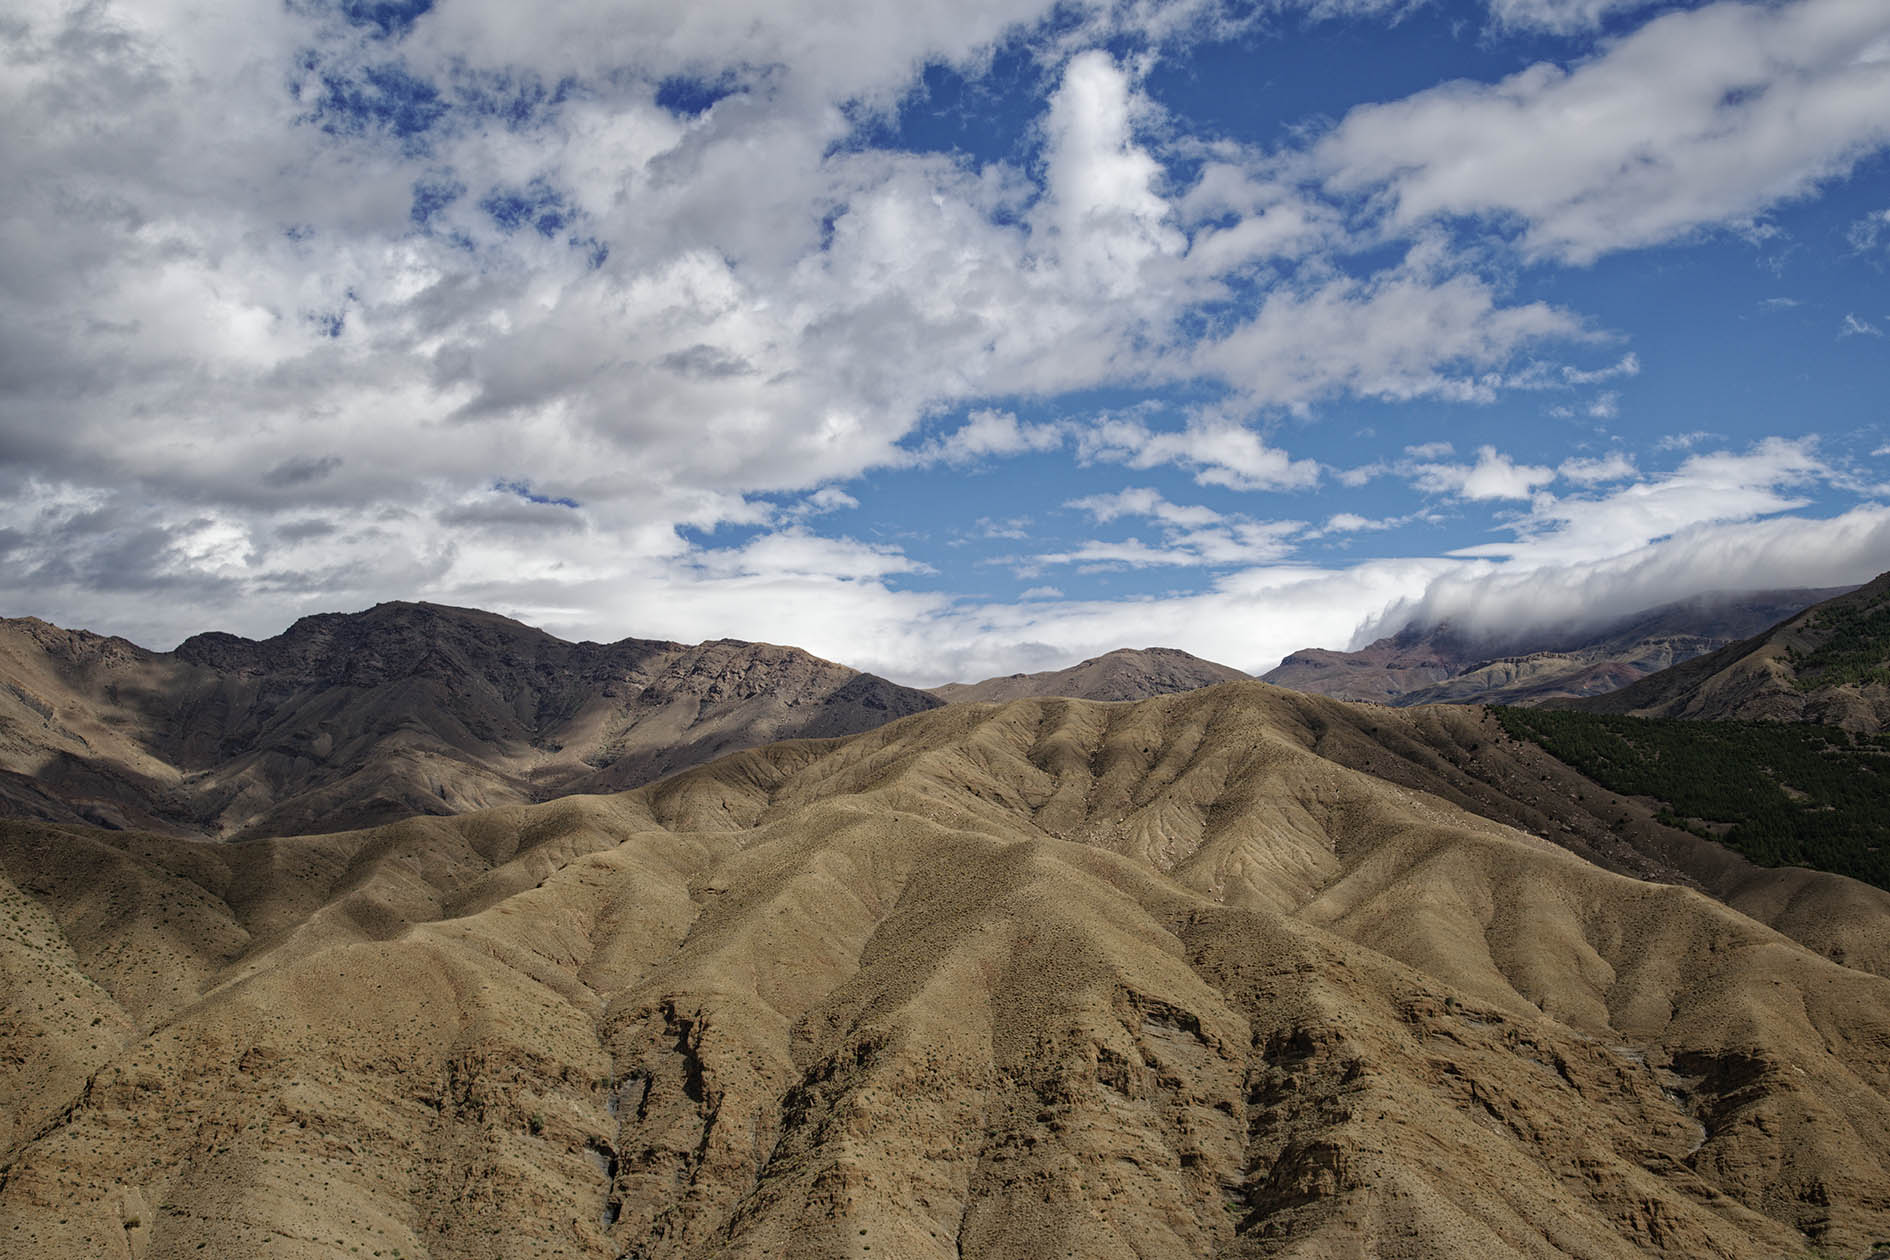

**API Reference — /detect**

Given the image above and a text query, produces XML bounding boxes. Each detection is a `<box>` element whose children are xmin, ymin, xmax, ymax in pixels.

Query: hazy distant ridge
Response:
<box><xmin>1262</xmin><ymin>586</ymin><xmax>1849</xmax><ymax>707</ymax></box>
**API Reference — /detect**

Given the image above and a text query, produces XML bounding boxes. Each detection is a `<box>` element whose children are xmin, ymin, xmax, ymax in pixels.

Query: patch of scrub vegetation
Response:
<box><xmin>1491</xmin><ymin>707</ymin><xmax>1890</xmax><ymax>890</ymax></box>
<box><xmin>1785</xmin><ymin>588</ymin><xmax>1890</xmax><ymax>690</ymax></box>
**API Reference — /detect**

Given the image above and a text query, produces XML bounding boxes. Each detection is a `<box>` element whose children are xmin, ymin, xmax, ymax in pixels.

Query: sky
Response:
<box><xmin>2</xmin><ymin>0</ymin><xmax>1888</xmax><ymax>686</ymax></box>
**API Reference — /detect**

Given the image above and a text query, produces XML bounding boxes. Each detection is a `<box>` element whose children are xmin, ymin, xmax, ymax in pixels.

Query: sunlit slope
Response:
<box><xmin>930</xmin><ymin>646</ymin><xmax>1250</xmax><ymax>703</ymax></box>
<box><xmin>3</xmin><ymin>682</ymin><xmax>1889</xmax><ymax>1259</ymax></box>
<box><xmin>1579</xmin><ymin>573</ymin><xmax>1890</xmax><ymax>732</ymax></box>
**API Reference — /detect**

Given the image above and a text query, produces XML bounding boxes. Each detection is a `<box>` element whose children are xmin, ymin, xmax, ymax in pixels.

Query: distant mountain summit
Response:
<box><xmin>1263</xmin><ymin>587</ymin><xmax>1850</xmax><ymax>707</ymax></box>
<box><xmin>1575</xmin><ymin>573</ymin><xmax>1890</xmax><ymax>731</ymax></box>
<box><xmin>930</xmin><ymin>646</ymin><xmax>1249</xmax><ymax>703</ymax></box>
<box><xmin>0</xmin><ymin>601</ymin><xmax>940</xmax><ymax>837</ymax></box>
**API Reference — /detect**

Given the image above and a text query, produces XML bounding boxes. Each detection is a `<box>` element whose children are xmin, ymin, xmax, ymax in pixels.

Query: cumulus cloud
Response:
<box><xmin>4</xmin><ymin>0</ymin><xmax>1887</xmax><ymax>692</ymax></box>
<box><xmin>1065</xmin><ymin>487</ymin><xmax>1224</xmax><ymax>527</ymax></box>
<box><xmin>1453</xmin><ymin>436</ymin><xmax>1830</xmax><ymax>565</ymax></box>
<box><xmin>1558</xmin><ymin>451</ymin><xmax>1638</xmax><ymax>484</ymax></box>
<box><xmin>1191</xmin><ymin>246</ymin><xmax>1583</xmax><ymax>406</ymax></box>
<box><xmin>1409</xmin><ymin>445</ymin><xmax>1557</xmax><ymax>500</ymax></box>
<box><xmin>784</xmin><ymin>487</ymin><xmax>862</xmax><ymax>520</ymax></box>
<box><xmin>1319</xmin><ymin>0</ymin><xmax>1890</xmax><ymax>262</ymax></box>
<box><xmin>2</xmin><ymin>1</ymin><xmax>1605</xmax><ymax>645</ymax></box>
<box><xmin>1076</xmin><ymin>415</ymin><xmax>1324</xmax><ymax>490</ymax></box>
<box><xmin>1037</xmin><ymin>51</ymin><xmax>1186</xmax><ymax>301</ymax></box>
<box><xmin>913</xmin><ymin>410</ymin><xmax>1067</xmax><ymax>465</ymax></box>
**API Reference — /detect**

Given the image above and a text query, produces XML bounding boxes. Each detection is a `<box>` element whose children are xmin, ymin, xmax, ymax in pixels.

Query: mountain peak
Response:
<box><xmin>0</xmin><ymin>601</ymin><xmax>940</xmax><ymax>837</ymax></box>
<box><xmin>931</xmin><ymin>645</ymin><xmax>1249</xmax><ymax>704</ymax></box>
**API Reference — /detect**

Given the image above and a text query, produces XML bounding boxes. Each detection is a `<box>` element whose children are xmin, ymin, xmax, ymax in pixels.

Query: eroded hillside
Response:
<box><xmin>1580</xmin><ymin>574</ymin><xmax>1890</xmax><ymax>733</ymax></box>
<box><xmin>3</xmin><ymin>682</ymin><xmax>1889</xmax><ymax>1259</ymax></box>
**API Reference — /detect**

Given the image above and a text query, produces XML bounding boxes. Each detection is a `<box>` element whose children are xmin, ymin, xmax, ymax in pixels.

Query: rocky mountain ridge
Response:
<box><xmin>930</xmin><ymin>646</ymin><xmax>1250</xmax><ymax>703</ymax></box>
<box><xmin>1262</xmin><ymin>586</ymin><xmax>1849</xmax><ymax>707</ymax></box>
<box><xmin>1575</xmin><ymin>574</ymin><xmax>1890</xmax><ymax>732</ymax></box>
<box><xmin>0</xmin><ymin>602</ymin><xmax>940</xmax><ymax>838</ymax></box>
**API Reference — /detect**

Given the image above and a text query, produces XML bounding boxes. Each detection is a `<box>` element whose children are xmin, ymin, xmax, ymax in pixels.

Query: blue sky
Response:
<box><xmin>1</xmin><ymin>0</ymin><xmax>1887</xmax><ymax>684</ymax></box>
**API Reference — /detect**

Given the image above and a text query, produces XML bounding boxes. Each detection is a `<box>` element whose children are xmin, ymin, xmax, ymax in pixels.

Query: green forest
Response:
<box><xmin>1785</xmin><ymin>590</ymin><xmax>1890</xmax><ymax>690</ymax></box>
<box><xmin>1490</xmin><ymin>707</ymin><xmax>1890</xmax><ymax>890</ymax></box>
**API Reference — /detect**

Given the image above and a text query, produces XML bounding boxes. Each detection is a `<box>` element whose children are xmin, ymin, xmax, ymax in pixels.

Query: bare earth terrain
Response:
<box><xmin>3</xmin><ymin>680</ymin><xmax>1888</xmax><ymax>1259</ymax></box>
<box><xmin>931</xmin><ymin>647</ymin><xmax>1251</xmax><ymax>704</ymax></box>
<box><xmin>0</xmin><ymin>603</ymin><xmax>940</xmax><ymax>839</ymax></box>
<box><xmin>1576</xmin><ymin>575</ymin><xmax>1890</xmax><ymax>733</ymax></box>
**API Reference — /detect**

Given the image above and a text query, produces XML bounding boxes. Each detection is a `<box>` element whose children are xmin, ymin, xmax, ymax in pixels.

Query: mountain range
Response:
<box><xmin>1575</xmin><ymin>572</ymin><xmax>1890</xmax><ymax>732</ymax></box>
<box><xmin>3</xmin><ymin>680</ymin><xmax>1887</xmax><ymax>1258</ymax></box>
<box><xmin>0</xmin><ymin>602</ymin><xmax>940</xmax><ymax>838</ymax></box>
<box><xmin>1261</xmin><ymin>587</ymin><xmax>1850</xmax><ymax>707</ymax></box>
<box><xmin>4</xmin><ymin>583</ymin><xmax>1890</xmax><ymax>1258</ymax></box>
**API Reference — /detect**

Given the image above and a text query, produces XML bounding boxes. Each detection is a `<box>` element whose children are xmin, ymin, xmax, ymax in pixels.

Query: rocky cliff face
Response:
<box><xmin>3</xmin><ymin>681</ymin><xmax>1888</xmax><ymax>1259</ymax></box>
<box><xmin>0</xmin><ymin>602</ymin><xmax>940</xmax><ymax>837</ymax></box>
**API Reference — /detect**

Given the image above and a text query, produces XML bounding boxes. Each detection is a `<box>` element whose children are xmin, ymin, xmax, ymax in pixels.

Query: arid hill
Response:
<box><xmin>0</xmin><ymin>603</ymin><xmax>939</xmax><ymax>839</ymax></box>
<box><xmin>1263</xmin><ymin>587</ymin><xmax>1845</xmax><ymax>707</ymax></box>
<box><xmin>1576</xmin><ymin>574</ymin><xmax>1890</xmax><ymax>732</ymax></box>
<box><xmin>3</xmin><ymin>681</ymin><xmax>1888</xmax><ymax>1259</ymax></box>
<box><xmin>931</xmin><ymin>646</ymin><xmax>1249</xmax><ymax>704</ymax></box>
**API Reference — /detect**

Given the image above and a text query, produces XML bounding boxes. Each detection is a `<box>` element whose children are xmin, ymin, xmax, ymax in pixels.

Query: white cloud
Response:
<box><xmin>1319</xmin><ymin>0</ymin><xmax>1890</xmax><ymax>263</ymax></box>
<box><xmin>1656</xmin><ymin>430</ymin><xmax>1715</xmax><ymax>450</ymax></box>
<box><xmin>1317</xmin><ymin>511</ymin><xmax>1413</xmax><ymax>534</ymax></box>
<box><xmin>1848</xmin><ymin>207</ymin><xmax>1890</xmax><ymax>251</ymax></box>
<box><xmin>1076</xmin><ymin>415</ymin><xmax>1324</xmax><ymax>491</ymax></box>
<box><xmin>1840</xmin><ymin>312</ymin><xmax>1885</xmax><ymax>337</ymax></box>
<box><xmin>1410</xmin><ymin>445</ymin><xmax>1557</xmax><ymax>500</ymax></box>
<box><xmin>1036</xmin><ymin>487</ymin><xmax>1304</xmax><ymax>571</ymax></box>
<box><xmin>1562</xmin><ymin>352</ymin><xmax>1640</xmax><ymax>385</ymax></box>
<box><xmin>914</xmin><ymin>410</ymin><xmax>1067</xmax><ymax>465</ymax></box>
<box><xmin>1336</xmin><ymin>462</ymin><xmax>1387</xmax><ymax>487</ymax></box>
<box><xmin>1486</xmin><ymin>0</ymin><xmax>1665</xmax><ymax>34</ymax></box>
<box><xmin>1191</xmin><ymin>247</ymin><xmax>1583</xmax><ymax>407</ymax></box>
<box><xmin>3</xmin><ymin>0</ymin><xmax>1884</xmax><ymax>697</ymax></box>
<box><xmin>1558</xmin><ymin>451</ymin><xmax>1637</xmax><ymax>484</ymax></box>
<box><xmin>1065</xmin><ymin>487</ymin><xmax>1224</xmax><ymax>527</ymax></box>
<box><xmin>788</xmin><ymin>487</ymin><xmax>862</xmax><ymax>518</ymax></box>
<box><xmin>693</xmin><ymin>529</ymin><xmax>930</xmax><ymax>582</ymax></box>
<box><xmin>1452</xmin><ymin>436</ymin><xmax>1830</xmax><ymax>566</ymax></box>
<box><xmin>1036</xmin><ymin>50</ymin><xmax>1186</xmax><ymax>302</ymax></box>
<box><xmin>1</xmin><ymin>0</ymin><xmax>1637</xmax><ymax>663</ymax></box>
<box><xmin>1367</xmin><ymin>504</ymin><xmax>1890</xmax><ymax>652</ymax></box>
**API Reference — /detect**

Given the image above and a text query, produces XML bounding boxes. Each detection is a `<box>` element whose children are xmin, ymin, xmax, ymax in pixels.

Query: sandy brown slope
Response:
<box><xmin>4</xmin><ymin>682</ymin><xmax>1890</xmax><ymax>1259</ymax></box>
<box><xmin>1264</xmin><ymin>588</ymin><xmax>1844</xmax><ymax>707</ymax></box>
<box><xmin>1577</xmin><ymin>573</ymin><xmax>1890</xmax><ymax>732</ymax></box>
<box><xmin>931</xmin><ymin>646</ymin><xmax>1250</xmax><ymax>704</ymax></box>
<box><xmin>0</xmin><ymin>603</ymin><xmax>939</xmax><ymax>838</ymax></box>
